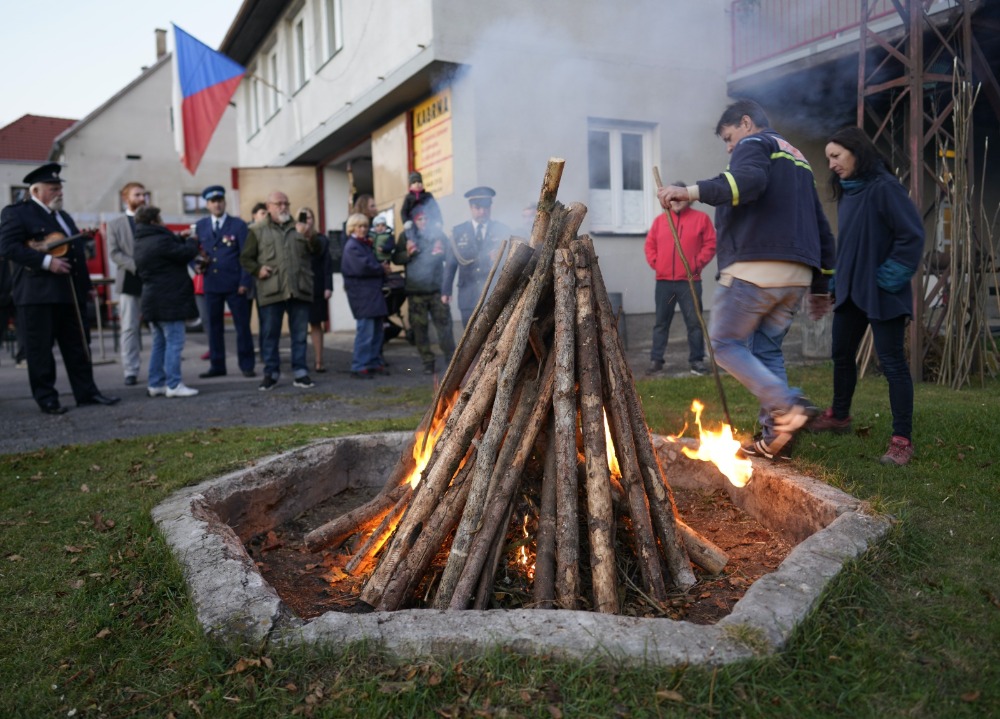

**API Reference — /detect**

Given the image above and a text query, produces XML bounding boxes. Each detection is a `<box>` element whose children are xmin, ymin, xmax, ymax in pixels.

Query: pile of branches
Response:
<box><xmin>305</xmin><ymin>160</ymin><xmax>725</xmax><ymax>614</ymax></box>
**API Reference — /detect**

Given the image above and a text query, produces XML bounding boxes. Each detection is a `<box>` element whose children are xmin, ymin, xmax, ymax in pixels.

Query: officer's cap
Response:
<box><xmin>201</xmin><ymin>185</ymin><xmax>226</xmax><ymax>201</ymax></box>
<box><xmin>464</xmin><ymin>186</ymin><xmax>496</xmax><ymax>205</ymax></box>
<box><xmin>23</xmin><ymin>162</ymin><xmax>65</xmax><ymax>185</ymax></box>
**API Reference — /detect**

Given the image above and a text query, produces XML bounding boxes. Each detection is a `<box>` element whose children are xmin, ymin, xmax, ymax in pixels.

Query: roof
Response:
<box><xmin>0</xmin><ymin>115</ymin><xmax>77</xmax><ymax>161</ymax></box>
<box><xmin>219</xmin><ymin>0</ymin><xmax>292</xmax><ymax>66</ymax></box>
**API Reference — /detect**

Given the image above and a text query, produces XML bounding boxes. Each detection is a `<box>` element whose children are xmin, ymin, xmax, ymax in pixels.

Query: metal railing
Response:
<box><xmin>730</xmin><ymin>0</ymin><xmax>896</xmax><ymax>71</ymax></box>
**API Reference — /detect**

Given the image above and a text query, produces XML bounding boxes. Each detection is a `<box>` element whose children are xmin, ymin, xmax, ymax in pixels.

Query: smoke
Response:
<box><xmin>426</xmin><ymin>0</ymin><xmax>733</xmax><ymax>222</ymax></box>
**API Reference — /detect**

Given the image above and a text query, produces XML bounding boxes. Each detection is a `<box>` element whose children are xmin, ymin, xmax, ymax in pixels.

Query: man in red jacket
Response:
<box><xmin>644</xmin><ymin>185</ymin><xmax>716</xmax><ymax>375</ymax></box>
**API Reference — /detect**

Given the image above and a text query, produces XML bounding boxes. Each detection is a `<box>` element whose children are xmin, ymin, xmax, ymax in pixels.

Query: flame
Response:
<box><xmin>680</xmin><ymin>400</ymin><xmax>753</xmax><ymax>488</ymax></box>
<box><xmin>517</xmin><ymin>513</ymin><xmax>535</xmax><ymax>580</ymax></box>
<box><xmin>602</xmin><ymin>411</ymin><xmax>622</xmax><ymax>478</ymax></box>
<box><xmin>406</xmin><ymin>393</ymin><xmax>457</xmax><ymax>488</ymax></box>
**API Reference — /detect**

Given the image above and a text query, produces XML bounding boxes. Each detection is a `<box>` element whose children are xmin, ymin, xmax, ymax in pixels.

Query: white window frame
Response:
<box><xmin>293</xmin><ymin>16</ymin><xmax>309</xmax><ymax>90</ymax></box>
<box><xmin>323</xmin><ymin>0</ymin><xmax>343</xmax><ymax>61</ymax></box>
<box><xmin>587</xmin><ymin>120</ymin><xmax>655</xmax><ymax>234</ymax></box>
<box><xmin>267</xmin><ymin>50</ymin><xmax>282</xmax><ymax>118</ymax></box>
<box><xmin>247</xmin><ymin>70</ymin><xmax>262</xmax><ymax>135</ymax></box>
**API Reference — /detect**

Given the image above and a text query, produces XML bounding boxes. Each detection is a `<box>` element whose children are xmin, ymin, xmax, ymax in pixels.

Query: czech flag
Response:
<box><xmin>172</xmin><ymin>24</ymin><xmax>244</xmax><ymax>175</ymax></box>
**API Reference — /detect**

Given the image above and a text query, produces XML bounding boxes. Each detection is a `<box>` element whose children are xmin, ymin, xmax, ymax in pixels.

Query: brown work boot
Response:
<box><xmin>880</xmin><ymin>436</ymin><xmax>914</xmax><ymax>466</ymax></box>
<box><xmin>808</xmin><ymin>407</ymin><xmax>853</xmax><ymax>434</ymax></box>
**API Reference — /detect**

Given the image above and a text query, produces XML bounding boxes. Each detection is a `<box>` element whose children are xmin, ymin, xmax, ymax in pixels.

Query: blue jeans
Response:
<box><xmin>709</xmin><ymin>279</ymin><xmax>807</xmax><ymax>440</ymax></box>
<box><xmin>352</xmin><ymin>317</ymin><xmax>385</xmax><ymax>372</ymax></box>
<box><xmin>259</xmin><ymin>300</ymin><xmax>310</xmax><ymax>379</ymax></box>
<box><xmin>651</xmin><ymin>279</ymin><xmax>704</xmax><ymax>365</ymax></box>
<box><xmin>206</xmin><ymin>290</ymin><xmax>255</xmax><ymax>373</ymax></box>
<box><xmin>148</xmin><ymin>320</ymin><xmax>186</xmax><ymax>390</ymax></box>
<box><xmin>831</xmin><ymin>298</ymin><xmax>912</xmax><ymax>440</ymax></box>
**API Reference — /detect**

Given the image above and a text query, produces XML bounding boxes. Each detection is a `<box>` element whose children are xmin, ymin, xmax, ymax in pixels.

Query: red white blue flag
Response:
<box><xmin>172</xmin><ymin>24</ymin><xmax>244</xmax><ymax>175</ymax></box>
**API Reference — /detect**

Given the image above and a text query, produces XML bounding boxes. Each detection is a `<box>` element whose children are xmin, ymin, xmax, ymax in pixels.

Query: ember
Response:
<box><xmin>304</xmin><ymin>160</ymin><xmax>728</xmax><ymax>615</ymax></box>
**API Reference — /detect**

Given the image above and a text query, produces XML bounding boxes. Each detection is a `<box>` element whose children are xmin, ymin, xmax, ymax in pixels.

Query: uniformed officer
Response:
<box><xmin>440</xmin><ymin>186</ymin><xmax>512</xmax><ymax>326</ymax></box>
<box><xmin>0</xmin><ymin>162</ymin><xmax>120</xmax><ymax>414</ymax></box>
<box><xmin>194</xmin><ymin>185</ymin><xmax>256</xmax><ymax>378</ymax></box>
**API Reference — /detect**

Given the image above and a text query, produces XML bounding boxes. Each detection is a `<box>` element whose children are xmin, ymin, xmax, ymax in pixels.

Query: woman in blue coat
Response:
<box><xmin>810</xmin><ymin>127</ymin><xmax>924</xmax><ymax>466</ymax></box>
<box><xmin>341</xmin><ymin>213</ymin><xmax>388</xmax><ymax>378</ymax></box>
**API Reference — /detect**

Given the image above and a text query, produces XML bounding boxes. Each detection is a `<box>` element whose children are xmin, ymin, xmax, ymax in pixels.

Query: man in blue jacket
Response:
<box><xmin>195</xmin><ymin>186</ymin><xmax>256</xmax><ymax>379</ymax></box>
<box><xmin>658</xmin><ymin>100</ymin><xmax>835</xmax><ymax>460</ymax></box>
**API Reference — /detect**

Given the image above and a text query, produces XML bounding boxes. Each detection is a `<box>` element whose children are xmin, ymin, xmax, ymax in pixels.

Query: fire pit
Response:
<box><xmin>152</xmin><ymin>430</ymin><xmax>889</xmax><ymax>666</ymax></box>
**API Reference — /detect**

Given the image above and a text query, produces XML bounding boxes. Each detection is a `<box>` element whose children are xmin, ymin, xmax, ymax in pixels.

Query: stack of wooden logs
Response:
<box><xmin>304</xmin><ymin>159</ymin><xmax>727</xmax><ymax>613</ymax></box>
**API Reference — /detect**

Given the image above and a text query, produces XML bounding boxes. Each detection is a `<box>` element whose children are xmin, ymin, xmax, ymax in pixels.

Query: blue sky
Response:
<box><xmin>0</xmin><ymin>0</ymin><xmax>244</xmax><ymax>128</ymax></box>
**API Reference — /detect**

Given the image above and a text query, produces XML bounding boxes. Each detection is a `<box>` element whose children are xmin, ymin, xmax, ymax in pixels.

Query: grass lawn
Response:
<box><xmin>2</xmin><ymin>366</ymin><xmax>998</xmax><ymax>718</ymax></box>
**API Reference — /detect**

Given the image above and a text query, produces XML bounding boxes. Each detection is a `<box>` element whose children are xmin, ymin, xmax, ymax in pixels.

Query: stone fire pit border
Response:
<box><xmin>151</xmin><ymin>431</ymin><xmax>891</xmax><ymax>667</ymax></box>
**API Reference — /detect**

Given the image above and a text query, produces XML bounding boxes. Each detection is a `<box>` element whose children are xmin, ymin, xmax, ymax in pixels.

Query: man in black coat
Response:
<box><xmin>0</xmin><ymin>163</ymin><xmax>120</xmax><ymax>414</ymax></box>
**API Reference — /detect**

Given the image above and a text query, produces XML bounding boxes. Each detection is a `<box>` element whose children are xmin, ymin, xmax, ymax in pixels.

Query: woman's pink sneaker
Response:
<box><xmin>808</xmin><ymin>407</ymin><xmax>853</xmax><ymax>434</ymax></box>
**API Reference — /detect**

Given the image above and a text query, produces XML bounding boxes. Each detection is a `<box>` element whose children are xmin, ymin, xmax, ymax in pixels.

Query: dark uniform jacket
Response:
<box><xmin>441</xmin><ymin>218</ymin><xmax>511</xmax><ymax>313</ymax></box>
<box><xmin>195</xmin><ymin>214</ymin><xmax>252</xmax><ymax>294</ymax></box>
<box><xmin>133</xmin><ymin>223</ymin><xmax>200</xmax><ymax>323</ymax></box>
<box><xmin>696</xmin><ymin>130</ymin><xmax>835</xmax><ymax>293</ymax></box>
<box><xmin>0</xmin><ymin>198</ymin><xmax>92</xmax><ymax>305</ymax></box>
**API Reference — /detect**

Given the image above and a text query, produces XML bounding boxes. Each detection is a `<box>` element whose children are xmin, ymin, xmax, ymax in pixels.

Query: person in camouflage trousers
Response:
<box><xmin>392</xmin><ymin>207</ymin><xmax>455</xmax><ymax>374</ymax></box>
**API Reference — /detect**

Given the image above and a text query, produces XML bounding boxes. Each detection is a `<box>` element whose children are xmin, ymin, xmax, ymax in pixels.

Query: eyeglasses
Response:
<box><xmin>268</xmin><ymin>200</ymin><xmax>291</xmax><ymax>207</ymax></box>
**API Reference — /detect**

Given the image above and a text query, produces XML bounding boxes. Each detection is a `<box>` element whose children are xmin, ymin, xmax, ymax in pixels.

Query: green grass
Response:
<box><xmin>2</xmin><ymin>367</ymin><xmax>999</xmax><ymax>718</ymax></box>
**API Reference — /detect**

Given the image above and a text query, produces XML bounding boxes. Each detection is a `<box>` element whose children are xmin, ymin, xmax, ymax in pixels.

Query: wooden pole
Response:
<box><xmin>532</xmin><ymin>414</ymin><xmax>557</xmax><ymax>608</ymax></box>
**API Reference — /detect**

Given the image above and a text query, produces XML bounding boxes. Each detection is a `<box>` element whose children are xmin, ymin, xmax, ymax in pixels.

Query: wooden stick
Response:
<box><xmin>571</xmin><ymin>244</ymin><xmax>619</xmax><ymax>614</ymax></box>
<box><xmin>529</xmin><ymin>158</ymin><xmax>565</xmax><ymax>249</ymax></box>
<box><xmin>551</xmin><ymin>246</ymin><xmax>580</xmax><ymax>609</ymax></box>
<box><xmin>344</xmin><ymin>485</ymin><xmax>413</xmax><ymax>575</ymax></box>
<box><xmin>303</xmin><ymin>483</ymin><xmax>409</xmax><ymax>552</ymax></box>
<box><xmin>472</xmin><ymin>491</ymin><xmax>518</xmax><ymax>609</ymax></box>
<box><xmin>532</xmin><ymin>414</ymin><xmax>557</xmax><ymax>608</ymax></box>
<box><xmin>677</xmin><ymin>519</ymin><xmax>728</xmax><ymax>575</ymax></box>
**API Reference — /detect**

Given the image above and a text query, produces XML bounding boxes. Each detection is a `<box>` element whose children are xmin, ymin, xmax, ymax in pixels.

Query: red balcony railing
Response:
<box><xmin>730</xmin><ymin>0</ymin><xmax>897</xmax><ymax>72</ymax></box>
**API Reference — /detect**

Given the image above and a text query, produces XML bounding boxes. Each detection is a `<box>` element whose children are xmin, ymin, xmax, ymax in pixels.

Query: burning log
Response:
<box><xmin>531</xmin><ymin>417</ymin><xmax>558</xmax><ymax>608</ymax></box>
<box><xmin>303</xmin><ymin>483</ymin><xmax>408</xmax><ymax>552</ymax></box>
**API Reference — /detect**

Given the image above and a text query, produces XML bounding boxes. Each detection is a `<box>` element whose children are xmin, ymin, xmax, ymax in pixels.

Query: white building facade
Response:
<box><xmin>221</xmin><ymin>0</ymin><xmax>733</xmax><ymax>330</ymax></box>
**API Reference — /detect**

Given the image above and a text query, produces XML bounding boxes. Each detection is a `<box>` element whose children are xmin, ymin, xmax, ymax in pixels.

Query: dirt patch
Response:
<box><xmin>247</xmin><ymin>483</ymin><xmax>793</xmax><ymax>624</ymax></box>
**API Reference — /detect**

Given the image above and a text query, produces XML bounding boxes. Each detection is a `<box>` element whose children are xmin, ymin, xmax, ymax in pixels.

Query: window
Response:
<box><xmin>248</xmin><ymin>73</ymin><xmax>262</xmax><ymax>134</ymax></box>
<box><xmin>182</xmin><ymin>193</ymin><xmax>210</xmax><ymax>215</ymax></box>
<box><xmin>323</xmin><ymin>0</ymin><xmax>343</xmax><ymax>60</ymax></box>
<box><xmin>10</xmin><ymin>186</ymin><xmax>27</xmax><ymax>204</ymax></box>
<box><xmin>293</xmin><ymin>17</ymin><xmax>308</xmax><ymax>90</ymax></box>
<box><xmin>587</xmin><ymin>121</ymin><xmax>655</xmax><ymax>233</ymax></box>
<box><xmin>267</xmin><ymin>51</ymin><xmax>281</xmax><ymax>117</ymax></box>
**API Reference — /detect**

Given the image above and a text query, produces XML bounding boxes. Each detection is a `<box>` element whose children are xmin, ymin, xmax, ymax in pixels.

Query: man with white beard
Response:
<box><xmin>0</xmin><ymin>163</ymin><xmax>120</xmax><ymax>414</ymax></box>
<box><xmin>239</xmin><ymin>190</ymin><xmax>321</xmax><ymax>391</ymax></box>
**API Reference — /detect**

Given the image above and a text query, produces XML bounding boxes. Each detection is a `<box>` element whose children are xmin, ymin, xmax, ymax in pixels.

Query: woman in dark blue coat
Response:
<box><xmin>810</xmin><ymin>127</ymin><xmax>924</xmax><ymax>466</ymax></box>
<box><xmin>341</xmin><ymin>213</ymin><xmax>388</xmax><ymax>378</ymax></box>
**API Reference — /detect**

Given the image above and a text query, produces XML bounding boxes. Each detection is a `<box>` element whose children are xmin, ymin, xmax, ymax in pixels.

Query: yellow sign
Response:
<box><xmin>412</xmin><ymin>88</ymin><xmax>453</xmax><ymax>198</ymax></box>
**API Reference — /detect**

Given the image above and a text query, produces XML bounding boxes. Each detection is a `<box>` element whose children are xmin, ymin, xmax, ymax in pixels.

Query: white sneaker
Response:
<box><xmin>147</xmin><ymin>386</ymin><xmax>167</xmax><ymax>397</ymax></box>
<box><xmin>166</xmin><ymin>383</ymin><xmax>199</xmax><ymax>398</ymax></box>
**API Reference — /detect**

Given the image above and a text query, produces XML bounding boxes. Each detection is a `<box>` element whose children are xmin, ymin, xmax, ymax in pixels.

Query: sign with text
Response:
<box><xmin>411</xmin><ymin>88</ymin><xmax>453</xmax><ymax>198</ymax></box>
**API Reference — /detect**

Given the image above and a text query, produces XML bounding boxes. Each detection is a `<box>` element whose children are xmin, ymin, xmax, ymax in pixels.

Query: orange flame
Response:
<box><xmin>602</xmin><ymin>411</ymin><xmax>622</xmax><ymax>478</ymax></box>
<box><xmin>517</xmin><ymin>513</ymin><xmax>535</xmax><ymax>580</ymax></box>
<box><xmin>680</xmin><ymin>400</ymin><xmax>753</xmax><ymax>488</ymax></box>
<box><xmin>406</xmin><ymin>393</ymin><xmax>457</xmax><ymax>488</ymax></box>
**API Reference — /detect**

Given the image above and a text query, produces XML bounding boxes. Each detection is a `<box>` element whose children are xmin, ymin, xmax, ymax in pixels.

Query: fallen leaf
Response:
<box><xmin>7</xmin><ymin>554</ymin><xmax>23</xmax><ymax>562</ymax></box>
<box><xmin>95</xmin><ymin>628</ymin><xmax>111</xmax><ymax>639</ymax></box>
<box><xmin>656</xmin><ymin>689</ymin><xmax>684</xmax><ymax>702</ymax></box>
<box><xmin>547</xmin><ymin>706</ymin><xmax>563</xmax><ymax>719</ymax></box>
<box><xmin>69</xmin><ymin>579</ymin><xmax>85</xmax><ymax>590</ymax></box>
<box><xmin>961</xmin><ymin>691</ymin><xmax>980</xmax><ymax>702</ymax></box>
<box><xmin>80</xmin><ymin>484</ymin><xmax>90</xmax><ymax>493</ymax></box>
<box><xmin>64</xmin><ymin>545</ymin><xmax>84</xmax><ymax>554</ymax></box>
<box><xmin>184</xmin><ymin>452</ymin><xmax>194</xmax><ymax>459</ymax></box>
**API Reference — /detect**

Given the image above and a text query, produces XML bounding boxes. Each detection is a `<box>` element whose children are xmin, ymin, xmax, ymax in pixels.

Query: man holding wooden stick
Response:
<box><xmin>658</xmin><ymin>99</ymin><xmax>835</xmax><ymax>460</ymax></box>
